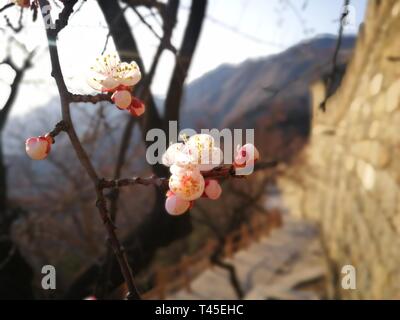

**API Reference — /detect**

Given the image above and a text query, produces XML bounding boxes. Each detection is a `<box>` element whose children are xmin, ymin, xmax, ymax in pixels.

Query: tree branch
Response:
<box><xmin>164</xmin><ymin>0</ymin><xmax>207</xmax><ymax>126</ymax></box>
<box><xmin>54</xmin><ymin>0</ymin><xmax>79</xmax><ymax>35</ymax></box>
<box><xmin>38</xmin><ymin>0</ymin><xmax>141</xmax><ymax>300</ymax></box>
<box><xmin>0</xmin><ymin>3</ymin><xmax>14</xmax><ymax>13</ymax></box>
<box><xmin>4</xmin><ymin>6</ymin><xmax>24</xmax><ymax>33</ymax></box>
<box><xmin>0</xmin><ymin>49</ymin><xmax>36</xmax><ymax>130</ymax></box>
<box><xmin>70</xmin><ymin>93</ymin><xmax>112</xmax><ymax>104</ymax></box>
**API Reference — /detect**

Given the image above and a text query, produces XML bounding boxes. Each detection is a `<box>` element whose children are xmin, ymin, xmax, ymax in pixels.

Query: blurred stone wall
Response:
<box><xmin>278</xmin><ymin>0</ymin><xmax>400</xmax><ymax>299</ymax></box>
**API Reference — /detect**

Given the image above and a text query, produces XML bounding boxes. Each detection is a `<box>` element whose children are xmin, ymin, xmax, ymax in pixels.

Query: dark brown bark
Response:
<box><xmin>164</xmin><ymin>0</ymin><xmax>207</xmax><ymax>127</ymax></box>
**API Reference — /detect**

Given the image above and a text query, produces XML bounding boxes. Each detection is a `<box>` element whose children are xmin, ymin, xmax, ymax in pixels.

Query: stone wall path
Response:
<box><xmin>168</xmin><ymin>214</ymin><xmax>328</xmax><ymax>300</ymax></box>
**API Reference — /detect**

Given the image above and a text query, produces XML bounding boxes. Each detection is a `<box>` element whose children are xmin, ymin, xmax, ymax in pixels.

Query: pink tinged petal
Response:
<box><xmin>204</xmin><ymin>180</ymin><xmax>222</xmax><ymax>200</ymax></box>
<box><xmin>87</xmin><ymin>69</ymin><xmax>113</xmax><ymax>91</ymax></box>
<box><xmin>186</xmin><ymin>134</ymin><xmax>215</xmax><ymax>160</ymax></box>
<box><xmin>249</xmin><ymin>144</ymin><xmax>260</xmax><ymax>161</ymax></box>
<box><xmin>128</xmin><ymin>61</ymin><xmax>140</xmax><ymax>71</ymax></box>
<box><xmin>187</xmin><ymin>134</ymin><xmax>215</xmax><ymax>147</ymax></box>
<box><xmin>170</xmin><ymin>164</ymin><xmax>199</xmax><ymax>176</ymax></box>
<box><xmin>120</xmin><ymin>70</ymin><xmax>141</xmax><ymax>87</ymax></box>
<box><xmin>87</xmin><ymin>74</ymin><xmax>118</xmax><ymax>92</ymax></box>
<box><xmin>116</xmin><ymin>62</ymin><xmax>141</xmax><ymax>87</ymax></box>
<box><xmin>169</xmin><ymin>143</ymin><xmax>196</xmax><ymax>167</ymax></box>
<box><xmin>162</xmin><ymin>143</ymin><xmax>185</xmax><ymax>167</ymax></box>
<box><xmin>43</xmin><ymin>134</ymin><xmax>53</xmax><ymax>154</ymax></box>
<box><xmin>186</xmin><ymin>134</ymin><xmax>222</xmax><ymax>171</ymax></box>
<box><xmin>111</xmin><ymin>90</ymin><xmax>132</xmax><ymax>109</ymax></box>
<box><xmin>234</xmin><ymin>144</ymin><xmax>260</xmax><ymax>168</ymax></box>
<box><xmin>124</xmin><ymin>67</ymin><xmax>141</xmax><ymax>79</ymax></box>
<box><xmin>169</xmin><ymin>170</ymin><xmax>205</xmax><ymax>201</ymax></box>
<box><xmin>86</xmin><ymin>76</ymin><xmax>104</xmax><ymax>92</ymax></box>
<box><xmin>165</xmin><ymin>194</ymin><xmax>191</xmax><ymax>216</ymax></box>
<box><xmin>84</xmin><ymin>296</ymin><xmax>97</xmax><ymax>300</ymax></box>
<box><xmin>100</xmin><ymin>77</ymin><xmax>119</xmax><ymax>91</ymax></box>
<box><xmin>174</xmin><ymin>150</ymin><xmax>196</xmax><ymax>167</ymax></box>
<box><xmin>25</xmin><ymin>137</ymin><xmax>50</xmax><ymax>160</ymax></box>
<box><xmin>126</xmin><ymin>61</ymin><xmax>142</xmax><ymax>79</ymax></box>
<box><xmin>197</xmin><ymin>147</ymin><xmax>223</xmax><ymax>172</ymax></box>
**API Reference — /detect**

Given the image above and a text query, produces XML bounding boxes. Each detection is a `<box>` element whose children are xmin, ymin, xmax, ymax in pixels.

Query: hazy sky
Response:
<box><xmin>0</xmin><ymin>0</ymin><xmax>367</xmax><ymax>116</ymax></box>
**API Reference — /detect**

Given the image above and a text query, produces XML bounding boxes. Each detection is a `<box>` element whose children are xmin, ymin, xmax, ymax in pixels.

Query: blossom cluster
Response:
<box><xmin>162</xmin><ymin>134</ymin><xmax>259</xmax><ymax>216</ymax></box>
<box><xmin>88</xmin><ymin>53</ymin><xmax>145</xmax><ymax>117</ymax></box>
<box><xmin>25</xmin><ymin>53</ymin><xmax>145</xmax><ymax>160</ymax></box>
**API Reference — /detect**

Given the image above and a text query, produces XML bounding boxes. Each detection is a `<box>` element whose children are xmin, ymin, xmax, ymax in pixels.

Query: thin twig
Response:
<box><xmin>101</xmin><ymin>5</ymin><xmax>129</xmax><ymax>55</ymax></box>
<box><xmin>70</xmin><ymin>93</ymin><xmax>112</xmax><ymax>104</ymax></box>
<box><xmin>0</xmin><ymin>3</ymin><xmax>14</xmax><ymax>13</ymax></box>
<box><xmin>0</xmin><ymin>49</ymin><xmax>36</xmax><ymax>130</ymax></box>
<box><xmin>4</xmin><ymin>6</ymin><xmax>24</xmax><ymax>33</ymax></box>
<box><xmin>132</xmin><ymin>6</ymin><xmax>162</xmax><ymax>40</ymax></box>
<box><xmin>319</xmin><ymin>0</ymin><xmax>350</xmax><ymax>112</ymax></box>
<box><xmin>48</xmin><ymin>120</ymin><xmax>69</xmax><ymax>139</ymax></box>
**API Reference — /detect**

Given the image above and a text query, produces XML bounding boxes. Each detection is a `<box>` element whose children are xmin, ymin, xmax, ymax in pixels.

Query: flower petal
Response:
<box><xmin>165</xmin><ymin>194</ymin><xmax>191</xmax><ymax>216</ymax></box>
<box><xmin>162</xmin><ymin>143</ymin><xmax>186</xmax><ymax>167</ymax></box>
<box><xmin>112</xmin><ymin>90</ymin><xmax>132</xmax><ymax>109</ymax></box>
<box><xmin>169</xmin><ymin>169</ymin><xmax>205</xmax><ymax>201</ymax></box>
<box><xmin>204</xmin><ymin>180</ymin><xmax>222</xmax><ymax>200</ymax></box>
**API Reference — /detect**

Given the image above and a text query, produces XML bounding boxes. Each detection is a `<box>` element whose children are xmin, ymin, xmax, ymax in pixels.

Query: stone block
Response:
<box><xmin>351</xmin><ymin>141</ymin><xmax>391</xmax><ymax>168</ymax></box>
<box><xmin>386</xmin><ymin>79</ymin><xmax>400</xmax><ymax>113</ymax></box>
<box><xmin>370</xmin><ymin>73</ymin><xmax>383</xmax><ymax>96</ymax></box>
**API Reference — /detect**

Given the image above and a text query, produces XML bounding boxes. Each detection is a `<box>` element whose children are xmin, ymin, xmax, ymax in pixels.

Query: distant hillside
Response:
<box><xmin>180</xmin><ymin>35</ymin><xmax>355</xmax><ymax>160</ymax></box>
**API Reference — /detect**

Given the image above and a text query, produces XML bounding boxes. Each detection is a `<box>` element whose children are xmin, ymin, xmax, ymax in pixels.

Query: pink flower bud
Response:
<box><xmin>111</xmin><ymin>90</ymin><xmax>132</xmax><ymax>109</ymax></box>
<box><xmin>128</xmin><ymin>97</ymin><xmax>145</xmax><ymax>117</ymax></box>
<box><xmin>84</xmin><ymin>296</ymin><xmax>97</xmax><ymax>300</ymax></box>
<box><xmin>165</xmin><ymin>193</ymin><xmax>191</xmax><ymax>216</ymax></box>
<box><xmin>169</xmin><ymin>168</ymin><xmax>205</xmax><ymax>201</ymax></box>
<box><xmin>204</xmin><ymin>180</ymin><xmax>222</xmax><ymax>200</ymax></box>
<box><xmin>25</xmin><ymin>136</ymin><xmax>52</xmax><ymax>160</ymax></box>
<box><xmin>234</xmin><ymin>144</ymin><xmax>260</xmax><ymax>168</ymax></box>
